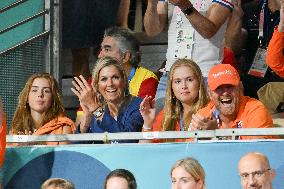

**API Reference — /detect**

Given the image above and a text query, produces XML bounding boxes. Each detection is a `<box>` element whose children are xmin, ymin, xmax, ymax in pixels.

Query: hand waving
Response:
<box><xmin>140</xmin><ymin>95</ymin><xmax>156</xmax><ymax>127</ymax></box>
<box><xmin>71</xmin><ymin>75</ymin><xmax>100</xmax><ymax>114</ymax></box>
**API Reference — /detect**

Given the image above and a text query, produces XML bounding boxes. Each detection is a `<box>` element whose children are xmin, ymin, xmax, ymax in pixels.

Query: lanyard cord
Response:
<box><xmin>260</xmin><ymin>0</ymin><xmax>280</xmax><ymax>48</ymax></box>
<box><xmin>179</xmin><ymin>114</ymin><xmax>184</xmax><ymax>131</ymax></box>
<box><xmin>128</xmin><ymin>67</ymin><xmax>136</xmax><ymax>83</ymax></box>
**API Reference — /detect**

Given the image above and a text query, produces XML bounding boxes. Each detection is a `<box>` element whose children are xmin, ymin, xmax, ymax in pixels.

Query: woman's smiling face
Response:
<box><xmin>98</xmin><ymin>65</ymin><xmax>125</xmax><ymax>104</ymax></box>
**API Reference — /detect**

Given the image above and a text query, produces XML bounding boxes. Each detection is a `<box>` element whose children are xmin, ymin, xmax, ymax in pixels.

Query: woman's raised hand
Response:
<box><xmin>139</xmin><ymin>95</ymin><xmax>156</xmax><ymax>128</ymax></box>
<box><xmin>71</xmin><ymin>75</ymin><xmax>100</xmax><ymax>114</ymax></box>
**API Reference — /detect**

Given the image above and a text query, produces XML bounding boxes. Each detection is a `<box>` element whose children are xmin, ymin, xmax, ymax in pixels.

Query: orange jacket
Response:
<box><xmin>197</xmin><ymin>96</ymin><xmax>275</xmax><ymax>139</ymax></box>
<box><xmin>266</xmin><ymin>27</ymin><xmax>284</xmax><ymax>78</ymax></box>
<box><xmin>33</xmin><ymin>116</ymin><xmax>76</xmax><ymax>145</ymax></box>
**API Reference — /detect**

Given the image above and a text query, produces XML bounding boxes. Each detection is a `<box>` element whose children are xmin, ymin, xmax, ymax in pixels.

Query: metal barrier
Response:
<box><xmin>6</xmin><ymin>127</ymin><xmax>284</xmax><ymax>143</ymax></box>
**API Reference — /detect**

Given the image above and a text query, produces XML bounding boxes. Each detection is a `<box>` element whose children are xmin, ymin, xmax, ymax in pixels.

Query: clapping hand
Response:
<box><xmin>140</xmin><ymin>95</ymin><xmax>156</xmax><ymax>128</ymax></box>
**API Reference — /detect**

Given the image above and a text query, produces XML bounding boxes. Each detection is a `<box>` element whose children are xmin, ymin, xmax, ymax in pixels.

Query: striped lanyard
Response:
<box><xmin>258</xmin><ymin>0</ymin><xmax>267</xmax><ymax>46</ymax></box>
<box><xmin>128</xmin><ymin>67</ymin><xmax>136</xmax><ymax>83</ymax></box>
<box><xmin>213</xmin><ymin>109</ymin><xmax>221</xmax><ymax>129</ymax></box>
<box><xmin>179</xmin><ymin>114</ymin><xmax>186</xmax><ymax>131</ymax></box>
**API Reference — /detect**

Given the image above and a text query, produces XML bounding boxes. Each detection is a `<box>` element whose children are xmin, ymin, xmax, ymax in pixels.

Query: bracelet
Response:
<box><xmin>92</xmin><ymin>107</ymin><xmax>104</xmax><ymax>118</ymax></box>
<box><xmin>182</xmin><ymin>5</ymin><xmax>195</xmax><ymax>16</ymax></box>
<box><xmin>142</xmin><ymin>125</ymin><xmax>152</xmax><ymax>131</ymax></box>
<box><xmin>90</xmin><ymin>106</ymin><xmax>101</xmax><ymax>114</ymax></box>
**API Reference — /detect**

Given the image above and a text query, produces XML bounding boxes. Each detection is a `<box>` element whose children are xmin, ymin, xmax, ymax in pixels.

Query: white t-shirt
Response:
<box><xmin>160</xmin><ymin>0</ymin><xmax>234</xmax><ymax>77</ymax></box>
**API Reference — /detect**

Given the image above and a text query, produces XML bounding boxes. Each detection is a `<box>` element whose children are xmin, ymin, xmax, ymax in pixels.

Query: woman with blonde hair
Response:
<box><xmin>71</xmin><ymin>56</ymin><xmax>143</xmax><ymax>143</ymax></box>
<box><xmin>140</xmin><ymin>59</ymin><xmax>208</xmax><ymax>142</ymax></box>
<box><xmin>10</xmin><ymin>73</ymin><xmax>76</xmax><ymax>145</ymax></box>
<box><xmin>171</xmin><ymin>157</ymin><xmax>206</xmax><ymax>189</ymax></box>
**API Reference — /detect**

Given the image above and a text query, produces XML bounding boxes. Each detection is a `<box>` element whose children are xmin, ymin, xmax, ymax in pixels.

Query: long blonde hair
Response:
<box><xmin>92</xmin><ymin>56</ymin><xmax>130</xmax><ymax>107</ymax></box>
<box><xmin>162</xmin><ymin>59</ymin><xmax>208</xmax><ymax>131</ymax></box>
<box><xmin>171</xmin><ymin>157</ymin><xmax>206</xmax><ymax>189</ymax></box>
<box><xmin>11</xmin><ymin>73</ymin><xmax>65</xmax><ymax>134</ymax></box>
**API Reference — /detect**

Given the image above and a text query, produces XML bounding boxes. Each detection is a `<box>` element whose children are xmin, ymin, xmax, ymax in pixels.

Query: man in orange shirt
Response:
<box><xmin>266</xmin><ymin>0</ymin><xmax>284</xmax><ymax>78</ymax></box>
<box><xmin>191</xmin><ymin>64</ymin><xmax>275</xmax><ymax>139</ymax></box>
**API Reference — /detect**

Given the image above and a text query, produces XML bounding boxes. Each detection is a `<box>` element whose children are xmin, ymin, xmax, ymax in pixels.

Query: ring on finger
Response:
<box><xmin>141</xmin><ymin>106</ymin><xmax>145</xmax><ymax>110</ymax></box>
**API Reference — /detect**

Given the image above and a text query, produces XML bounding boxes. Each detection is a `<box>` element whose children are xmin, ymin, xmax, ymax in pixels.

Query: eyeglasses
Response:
<box><xmin>239</xmin><ymin>169</ymin><xmax>271</xmax><ymax>180</ymax></box>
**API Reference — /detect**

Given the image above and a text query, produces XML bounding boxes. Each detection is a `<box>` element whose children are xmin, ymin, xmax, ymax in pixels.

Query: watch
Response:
<box><xmin>92</xmin><ymin>107</ymin><xmax>104</xmax><ymax>118</ymax></box>
<box><xmin>182</xmin><ymin>5</ymin><xmax>195</xmax><ymax>16</ymax></box>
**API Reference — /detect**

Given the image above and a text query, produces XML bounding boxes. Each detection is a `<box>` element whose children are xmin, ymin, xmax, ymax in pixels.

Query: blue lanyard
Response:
<box><xmin>128</xmin><ymin>67</ymin><xmax>136</xmax><ymax>83</ymax></box>
<box><xmin>213</xmin><ymin>109</ymin><xmax>221</xmax><ymax>129</ymax></box>
<box><xmin>179</xmin><ymin>114</ymin><xmax>184</xmax><ymax>131</ymax></box>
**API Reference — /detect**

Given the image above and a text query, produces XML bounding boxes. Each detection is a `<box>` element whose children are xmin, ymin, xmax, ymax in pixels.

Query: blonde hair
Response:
<box><xmin>171</xmin><ymin>157</ymin><xmax>206</xmax><ymax>189</ymax></box>
<box><xmin>162</xmin><ymin>59</ymin><xmax>208</xmax><ymax>131</ymax></box>
<box><xmin>41</xmin><ymin>178</ymin><xmax>75</xmax><ymax>189</ymax></box>
<box><xmin>92</xmin><ymin>56</ymin><xmax>129</xmax><ymax>107</ymax></box>
<box><xmin>11</xmin><ymin>73</ymin><xmax>65</xmax><ymax>134</ymax></box>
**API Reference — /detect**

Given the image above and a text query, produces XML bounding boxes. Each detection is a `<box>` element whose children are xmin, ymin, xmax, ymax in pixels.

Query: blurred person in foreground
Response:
<box><xmin>104</xmin><ymin>169</ymin><xmax>137</xmax><ymax>189</ymax></box>
<box><xmin>171</xmin><ymin>157</ymin><xmax>206</xmax><ymax>189</ymax></box>
<box><xmin>0</xmin><ymin>97</ymin><xmax>6</xmax><ymax>181</ymax></box>
<box><xmin>41</xmin><ymin>178</ymin><xmax>75</xmax><ymax>189</ymax></box>
<box><xmin>238</xmin><ymin>152</ymin><xmax>275</xmax><ymax>189</ymax></box>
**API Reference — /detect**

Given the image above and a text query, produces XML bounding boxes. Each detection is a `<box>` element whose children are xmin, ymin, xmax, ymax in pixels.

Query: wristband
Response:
<box><xmin>182</xmin><ymin>5</ymin><xmax>195</xmax><ymax>16</ymax></box>
<box><xmin>92</xmin><ymin>107</ymin><xmax>104</xmax><ymax>118</ymax></box>
<box><xmin>142</xmin><ymin>125</ymin><xmax>153</xmax><ymax>131</ymax></box>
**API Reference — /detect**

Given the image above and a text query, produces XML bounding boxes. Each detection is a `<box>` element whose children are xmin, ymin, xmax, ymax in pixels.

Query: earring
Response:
<box><xmin>124</xmin><ymin>89</ymin><xmax>130</xmax><ymax>97</ymax></box>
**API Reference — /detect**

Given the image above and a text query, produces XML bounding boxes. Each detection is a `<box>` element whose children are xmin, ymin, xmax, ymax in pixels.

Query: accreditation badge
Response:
<box><xmin>248</xmin><ymin>48</ymin><xmax>268</xmax><ymax>77</ymax></box>
<box><xmin>173</xmin><ymin>28</ymin><xmax>194</xmax><ymax>59</ymax></box>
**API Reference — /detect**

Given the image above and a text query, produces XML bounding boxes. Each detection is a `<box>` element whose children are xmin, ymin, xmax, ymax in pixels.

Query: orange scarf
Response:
<box><xmin>33</xmin><ymin>116</ymin><xmax>76</xmax><ymax>145</ymax></box>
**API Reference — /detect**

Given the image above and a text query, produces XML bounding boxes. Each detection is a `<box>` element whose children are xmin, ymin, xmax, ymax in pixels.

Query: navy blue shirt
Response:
<box><xmin>89</xmin><ymin>96</ymin><xmax>143</xmax><ymax>133</ymax></box>
<box><xmin>76</xmin><ymin>96</ymin><xmax>143</xmax><ymax>143</ymax></box>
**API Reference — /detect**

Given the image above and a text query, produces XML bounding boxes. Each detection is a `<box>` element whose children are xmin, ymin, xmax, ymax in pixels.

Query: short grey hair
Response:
<box><xmin>104</xmin><ymin>27</ymin><xmax>141</xmax><ymax>67</ymax></box>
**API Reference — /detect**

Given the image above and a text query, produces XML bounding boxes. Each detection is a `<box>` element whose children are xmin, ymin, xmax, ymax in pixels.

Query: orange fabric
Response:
<box><xmin>197</xmin><ymin>96</ymin><xmax>275</xmax><ymax>139</ymax></box>
<box><xmin>0</xmin><ymin>114</ymin><xmax>6</xmax><ymax>167</ymax></box>
<box><xmin>208</xmin><ymin>64</ymin><xmax>240</xmax><ymax>91</ymax></box>
<box><xmin>266</xmin><ymin>27</ymin><xmax>284</xmax><ymax>78</ymax></box>
<box><xmin>150</xmin><ymin>110</ymin><xmax>192</xmax><ymax>143</ymax></box>
<box><xmin>33</xmin><ymin>116</ymin><xmax>76</xmax><ymax>145</ymax></box>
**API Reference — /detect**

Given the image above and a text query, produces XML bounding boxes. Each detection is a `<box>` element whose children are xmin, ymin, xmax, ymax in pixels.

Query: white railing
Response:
<box><xmin>6</xmin><ymin>127</ymin><xmax>284</xmax><ymax>144</ymax></box>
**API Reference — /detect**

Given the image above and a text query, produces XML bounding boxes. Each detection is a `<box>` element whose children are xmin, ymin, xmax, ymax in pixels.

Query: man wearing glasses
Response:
<box><xmin>238</xmin><ymin>152</ymin><xmax>275</xmax><ymax>189</ymax></box>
